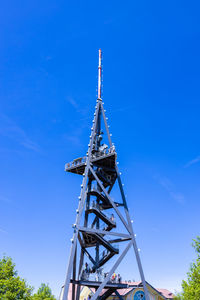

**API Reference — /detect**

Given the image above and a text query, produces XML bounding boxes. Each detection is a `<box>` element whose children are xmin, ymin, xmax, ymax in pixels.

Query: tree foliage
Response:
<box><xmin>175</xmin><ymin>236</ymin><xmax>200</xmax><ymax>300</ymax></box>
<box><xmin>32</xmin><ymin>283</ymin><xmax>56</xmax><ymax>300</ymax></box>
<box><xmin>0</xmin><ymin>256</ymin><xmax>32</xmax><ymax>300</ymax></box>
<box><xmin>0</xmin><ymin>256</ymin><xmax>56</xmax><ymax>300</ymax></box>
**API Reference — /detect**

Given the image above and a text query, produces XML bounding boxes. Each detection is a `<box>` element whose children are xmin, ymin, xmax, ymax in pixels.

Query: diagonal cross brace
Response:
<box><xmin>115</xmin><ymin>290</ymin><xmax>124</xmax><ymax>300</ymax></box>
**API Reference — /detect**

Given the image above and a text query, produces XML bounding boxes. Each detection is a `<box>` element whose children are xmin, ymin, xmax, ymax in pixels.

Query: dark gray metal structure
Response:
<box><xmin>61</xmin><ymin>50</ymin><xmax>150</xmax><ymax>300</ymax></box>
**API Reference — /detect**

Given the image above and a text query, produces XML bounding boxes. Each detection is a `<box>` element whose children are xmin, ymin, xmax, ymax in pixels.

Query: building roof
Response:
<box><xmin>67</xmin><ymin>282</ymin><xmax>174</xmax><ymax>299</ymax></box>
<box><xmin>157</xmin><ymin>288</ymin><xmax>174</xmax><ymax>299</ymax></box>
<box><xmin>115</xmin><ymin>282</ymin><xmax>168</xmax><ymax>299</ymax></box>
<box><xmin>111</xmin><ymin>282</ymin><xmax>144</xmax><ymax>296</ymax></box>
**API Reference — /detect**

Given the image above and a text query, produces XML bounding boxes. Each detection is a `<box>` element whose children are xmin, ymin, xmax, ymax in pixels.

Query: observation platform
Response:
<box><xmin>70</xmin><ymin>279</ymin><xmax>130</xmax><ymax>289</ymax></box>
<box><xmin>65</xmin><ymin>148</ymin><xmax>116</xmax><ymax>175</ymax></box>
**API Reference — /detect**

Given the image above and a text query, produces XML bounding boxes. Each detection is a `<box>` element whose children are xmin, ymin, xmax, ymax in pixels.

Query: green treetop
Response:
<box><xmin>0</xmin><ymin>256</ymin><xmax>56</xmax><ymax>300</ymax></box>
<box><xmin>175</xmin><ymin>236</ymin><xmax>200</xmax><ymax>300</ymax></box>
<box><xmin>0</xmin><ymin>256</ymin><xmax>33</xmax><ymax>300</ymax></box>
<box><xmin>32</xmin><ymin>283</ymin><xmax>56</xmax><ymax>300</ymax></box>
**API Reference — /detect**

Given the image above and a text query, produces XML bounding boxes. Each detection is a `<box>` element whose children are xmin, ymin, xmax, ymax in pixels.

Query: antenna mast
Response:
<box><xmin>98</xmin><ymin>49</ymin><xmax>102</xmax><ymax>99</ymax></box>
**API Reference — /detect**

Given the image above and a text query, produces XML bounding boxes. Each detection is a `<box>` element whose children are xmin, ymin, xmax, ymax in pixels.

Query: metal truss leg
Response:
<box><xmin>72</xmin><ymin>246</ymin><xmax>77</xmax><ymax>300</ymax></box>
<box><xmin>116</xmin><ymin>167</ymin><xmax>150</xmax><ymax>300</ymax></box>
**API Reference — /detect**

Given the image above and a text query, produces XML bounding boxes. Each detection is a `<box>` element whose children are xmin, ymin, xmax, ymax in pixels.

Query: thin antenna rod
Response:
<box><xmin>98</xmin><ymin>49</ymin><xmax>102</xmax><ymax>99</ymax></box>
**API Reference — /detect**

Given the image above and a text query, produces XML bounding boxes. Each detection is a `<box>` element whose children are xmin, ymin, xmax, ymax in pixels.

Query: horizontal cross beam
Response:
<box><xmin>78</xmin><ymin>226</ymin><xmax>131</xmax><ymax>238</ymax></box>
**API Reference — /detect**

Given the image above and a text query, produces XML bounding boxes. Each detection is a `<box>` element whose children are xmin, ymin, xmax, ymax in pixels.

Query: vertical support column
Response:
<box><xmin>95</xmin><ymin>55</ymin><xmax>102</xmax><ymax>273</ymax></box>
<box><xmin>72</xmin><ymin>246</ymin><xmax>77</xmax><ymax>300</ymax></box>
<box><xmin>76</xmin><ymin>248</ymin><xmax>84</xmax><ymax>300</ymax></box>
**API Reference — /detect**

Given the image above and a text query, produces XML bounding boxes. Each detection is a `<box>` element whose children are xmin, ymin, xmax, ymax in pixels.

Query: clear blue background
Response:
<box><xmin>0</xmin><ymin>0</ymin><xmax>200</xmax><ymax>297</ymax></box>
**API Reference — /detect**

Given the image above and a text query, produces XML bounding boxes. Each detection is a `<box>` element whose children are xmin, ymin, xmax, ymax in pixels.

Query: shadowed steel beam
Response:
<box><xmin>78</xmin><ymin>232</ymin><xmax>85</xmax><ymax>248</ymax></box>
<box><xmin>115</xmin><ymin>290</ymin><xmax>124</xmax><ymax>300</ymax></box>
<box><xmin>91</xmin><ymin>216</ymin><xmax>98</xmax><ymax>228</ymax></box>
<box><xmin>83</xmin><ymin>248</ymin><xmax>96</xmax><ymax>266</ymax></box>
<box><xmin>100</xmin><ymin>288</ymin><xmax>115</xmax><ymax>300</ymax></box>
<box><xmin>108</xmin><ymin>237</ymin><xmax>132</xmax><ymax>244</ymax></box>
<box><xmin>90</xmin><ymin>241</ymin><xmax>132</xmax><ymax>300</ymax></box>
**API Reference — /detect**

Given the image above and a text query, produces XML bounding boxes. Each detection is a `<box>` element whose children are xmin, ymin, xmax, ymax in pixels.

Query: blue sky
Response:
<box><xmin>0</xmin><ymin>0</ymin><xmax>200</xmax><ymax>297</ymax></box>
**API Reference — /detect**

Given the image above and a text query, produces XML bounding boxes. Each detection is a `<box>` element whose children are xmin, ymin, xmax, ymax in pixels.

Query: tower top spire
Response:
<box><xmin>98</xmin><ymin>49</ymin><xmax>102</xmax><ymax>100</ymax></box>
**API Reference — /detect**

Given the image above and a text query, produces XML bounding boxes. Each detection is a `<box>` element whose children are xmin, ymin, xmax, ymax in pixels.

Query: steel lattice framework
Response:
<box><xmin>60</xmin><ymin>50</ymin><xmax>150</xmax><ymax>300</ymax></box>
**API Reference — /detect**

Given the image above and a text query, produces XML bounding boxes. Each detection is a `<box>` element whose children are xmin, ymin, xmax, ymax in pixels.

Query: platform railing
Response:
<box><xmin>65</xmin><ymin>146</ymin><xmax>116</xmax><ymax>170</ymax></box>
<box><xmin>65</xmin><ymin>156</ymin><xmax>86</xmax><ymax>170</ymax></box>
<box><xmin>91</xmin><ymin>145</ymin><xmax>116</xmax><ymax>159</ymax></box>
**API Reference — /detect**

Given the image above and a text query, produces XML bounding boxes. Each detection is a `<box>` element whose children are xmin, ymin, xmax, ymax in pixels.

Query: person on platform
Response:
<box><xmin>111</xmin><ymin>272</ymin><xmax>117</xmax><ymax>282</ymax></box>
<box><xmin>83</xmin><ymin>263</ymin><xmax>89</xmax><ymax>280</ymax></box>
<box><xmin>117</xmin><ymin>274</ymin><xmax>121</xmax><ymax>283</ymax></box>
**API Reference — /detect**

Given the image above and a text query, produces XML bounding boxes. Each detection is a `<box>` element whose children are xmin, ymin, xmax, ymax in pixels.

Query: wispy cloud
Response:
<box><xmin>184</xmin><ymin>155</ymin><xmax>200</xmax><ymax>168</ymax></box>
<box><xmin>66</xmin><ymin>96</ymin><xmax>79</xmax><ymax>110</ymax></box>
<box><xmin>65</xmin><ymin>96</ymin><xmax>92</xmax><ymax>147</ymax></box>
<box><xmin>66</xmin><ymin>96</ymin><xmax>91</xmax><ymax>117</ymax></box>
<box><xmin>155</xmin><ymin>175</ymin><xmax>185</xmax><ymax>204</ymax></box>
<box><xmin>0</xmin><ymin>113</ymin><xmax>40</xmax><ymax>152</ymax></box>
